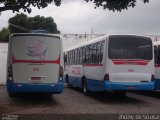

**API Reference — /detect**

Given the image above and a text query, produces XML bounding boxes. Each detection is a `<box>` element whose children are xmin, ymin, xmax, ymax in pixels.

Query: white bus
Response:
<box><xmin>153</xmin><ymin>41</ymin><xmax>160</xmax><ymax>90</ymax></box>
<box><xmin>64</xmin><ymin>35</ymin><xmax>155</xmax><ymax>95</ymax></box>
<box><xmin>7</xmin><ymin>33</ymin><xmax>64</xmax><ymax>97</ymax></box>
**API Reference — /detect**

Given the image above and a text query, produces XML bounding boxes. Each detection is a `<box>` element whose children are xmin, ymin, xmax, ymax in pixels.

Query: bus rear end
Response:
<box><xmin>104</xmin><ymin>35</ymin><xmax>154</xmax><ymax>91</ymax></box>
<box><xmin>7</xmin><ymin>34</ymin><xmax>64</xmax><ymax>97</ymax></box>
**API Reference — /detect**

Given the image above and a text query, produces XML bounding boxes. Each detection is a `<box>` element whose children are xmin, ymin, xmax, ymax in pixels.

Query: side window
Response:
<box><xmin>77</xmin><ymin>48</ymin><xmax>80</xmax><ymax>65</ymax></box>
<box><xmin>85</xmin><ymin>45</ymin><xmax>90</xmax><ymax>63</ymax></box>
<box><xmin>73</xmin><ymin>50</ymin><xmax>75</xmax><ymax>65</ymax></box>
<box><xmin>69</xmin><ymin>51</ymin><xmax>73</xmax><ymax>65</ymax></box>
<box><xmin>157</xmin><ymin>46</ymin><xmax>160</xmax><ymax>65</ymax></box>
<box><xmin>68</xmin><ymin>51</ymin><xmax>71</xmax><ymax>65</ymax></box>
<box><xmin>92</xmin><ymin>43</ymin><xmax>97</xmax><ymax>63</ymax></box>
<box><xmin>70</xmin><ymin>51</ymin><xmax>72</xmax><ymax>65</ymax></box>
<box><xmin>154</xmin><ymin>46</ymin><xmax>157</xmax><ymax>65</ymax></box>
<box><xmin>82</xmin><ymin>47</ymin><xmax>86</xmax><ymax>64</ymax></box>
<box><xmin>100</xmin><ymin>41</ymin><xmax>104</xmax><ymax>63</ymax></box>
<box><xmin>64</xmin><ymin>53</ymin><xmax>67</xmax><ymax>65</ymax></box>
<box><xmin>89</xmin><ymin>44</ymin><xmax>93</xmax><ymax>63</ymax></box>
<box><xmin>74</xmin><ymin>49</ymin><xmax>77</xmax><ymax>65</ymax></box>
<box><xmin>97</xmin><ymin>42</ymin><xmax>101</xmax><ymax>63</ymax></box>
<box><xmin>80</xmin><ymin>47</ymin><xmax>83</xmax><ymax>64</ymax></box>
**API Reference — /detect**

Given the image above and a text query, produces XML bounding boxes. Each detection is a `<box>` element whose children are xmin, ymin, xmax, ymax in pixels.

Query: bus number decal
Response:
<box><xmin>33</xmin><ymin>68</ymin><xmax>39</xmax><ymax>71</ymax></box>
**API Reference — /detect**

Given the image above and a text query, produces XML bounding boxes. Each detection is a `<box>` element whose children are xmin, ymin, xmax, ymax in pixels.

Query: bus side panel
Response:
<box><xmin>83</xmin><ymin>65</ymin><xmax>104</xmax><ymax>81</ymax></box>
<box><xmin>87</xmin><ymin>79</ymin><xmax>103</xmax><ymax>92</ymax></box>
<box><xmin>68</xmin><ymin>76</ymin><xmax>82</xmax><ymax>88</ymax></box>
<box><xmin>66</xmin><ymin>65</ymin><xmax>83</xmax><ymax>88</ymax></box>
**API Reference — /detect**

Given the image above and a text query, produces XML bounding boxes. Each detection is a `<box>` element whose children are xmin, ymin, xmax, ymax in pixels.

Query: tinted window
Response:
<box><xmin>157</xmin><ymin>46</ymin><xmax>160</xmax><ymax>65</ymax></box>
<box><xmin>154</xmin><ymin>46</ymin><xmax>158</xmax><ymax>65</ymax></box>
<box><xmin>108</xmin><ymin>36</ymin><xmax>153</xmax><ymax>60</ymax></box>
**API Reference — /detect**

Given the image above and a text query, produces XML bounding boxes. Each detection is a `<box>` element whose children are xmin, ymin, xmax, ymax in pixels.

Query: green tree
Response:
<box><xmin>28</xmin><ymin>16</ymin><xmax>60</xmax><ymax>33</ymax></box>
<box><xmin>8</xmin><ymin>13</ymin><xmax>60</xmax><ymax>34</ymax></box>
<box><xmin>0</xmin><ymin>0</ymin><xmax>61</xmax><ymax>13</ymax></box>
<box><xmin>0</xmin><ymin>27</ymin><xmax>10</xmax><ymax>43</ymax></box>
<box><xmin>0</xmin><ymin>0</ymin><xmax>149</xmax><ymax>13</ymax></box>
<box><xmin>8</xmin><ymin>13</ymin><xmax>30</xmax><ymax>33</ymax></box>
<box><xmin>85</xmin><ymin>0</ymin><xmax>149</xmax><ymax>11</ymax></box>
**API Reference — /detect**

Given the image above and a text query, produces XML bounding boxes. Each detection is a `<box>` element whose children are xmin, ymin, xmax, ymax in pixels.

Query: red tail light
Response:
<box><xmin>151</xmin><ymin>74</ymin><xmax>155</xmax><ymax>81</ymax></box>
<box><xmin>8</xmin><ymin>65</ymin><xmax>13</xmax><ymax>80</ymax></box>
<box><xmin>104</xmin><ymin>74</ymin><xmax>109</xmax><ymax>81</ymax></box>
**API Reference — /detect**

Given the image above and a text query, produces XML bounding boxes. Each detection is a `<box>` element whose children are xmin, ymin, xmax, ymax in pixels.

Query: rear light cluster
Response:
<box><xmin>104</xmin><ymin>74</ymin><xmax>109</xmax><ymax>81</ymax></box>
<box><xmin>59</xmin><ymin>65</ymin><xmax>63</xmax><ymax>81</ymax></box>
<box><xmin>8</xmin><ymin>65</ymin><xmax>13</xmax><ymax>80</ymax></box>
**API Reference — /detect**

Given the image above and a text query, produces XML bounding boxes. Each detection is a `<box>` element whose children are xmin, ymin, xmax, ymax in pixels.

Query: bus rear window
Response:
<box><xmin>108</xmin><ymin>36</ymin><xmax>153</xmax><ymax>60</ymax></box>
<box><xmin>12</xmin><ymin>35</ymin><xmax>60</xmax><ymax>60</ymax></box>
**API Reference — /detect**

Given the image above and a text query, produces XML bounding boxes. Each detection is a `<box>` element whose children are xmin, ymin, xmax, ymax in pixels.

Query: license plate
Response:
<box><xmin>127</xmin><ymin>86</ymin><xmax>136</xmax><ymax>89</ymax></box>
<box><xmin>31</xmin><ymin>77</ymin><xmax>41</xmax><ymax>80</ymax></box>
<box><xmin>27</xmin><ymin>76</ymin><xmax>45</xmax><ymax>83</ymax></box>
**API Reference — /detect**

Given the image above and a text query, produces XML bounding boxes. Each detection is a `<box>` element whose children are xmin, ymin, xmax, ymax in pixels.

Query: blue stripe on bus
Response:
<box><xmin>103</xmin><ymin>81</ymin><xmax>155</xmax><ymax>91</ymax></box>
<box><xmin>68</xmin><ymin>76</ymin><xmax>82</xmax><ymax>88</ymax></box>
<box><xmin>68</xmin><ymin>76</ymin><xmax>155</xmax><ymax>91</ymax></box>
<box><xmin>7</xmin><ymin>80</ymin><xmax>64</xmax><ymax>94</ymax></box>
<box><xmin>87</xmin><ymin>79</ymin><xmax>103</xmax><ymax>91</ymax></box>
<box><xmin>154</xmin><ymin>79</ymin><xmax>160</xmax><ymax>90</ymax></box>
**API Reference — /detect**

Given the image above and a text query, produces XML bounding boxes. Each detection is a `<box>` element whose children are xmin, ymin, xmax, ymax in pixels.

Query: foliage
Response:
<box><xmin>28</xmin><ymin>15</ymin><xmax>60</xmax><ymax>33</ymax></box>
<box><xmin>0</xmin><ymin>0</ymin><xmax>149</xmax><ymax>13</ymax></box>
<box><xmin>8</xmin><ymin>13</ymin><xmax>29</xmax><ymax>33</ymax></box>
<box><xmin>8</xmin><ymin>13</ymin><xmax>60</xmax><ymax>34</ymax></box>
<box><xmin>0</xmin><ymin>27</ymin><xmax>10</xmax><ymax>43</ymax></box>
<box><xmin>0</xmin><ymin>0</ymin><xmax>61</xmax><ymax>13</ymax></box>
<box><xmin>84</xmin><ymin>0</ymin><xmax>149</xmax><ymax>11</ymax></box>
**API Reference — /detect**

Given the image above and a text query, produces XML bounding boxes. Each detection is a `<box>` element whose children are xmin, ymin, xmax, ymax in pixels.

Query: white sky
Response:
<box><xmin>0</xmin><ymin>0</ymin><xmax>160</xmax><ymax>35</ymax></box>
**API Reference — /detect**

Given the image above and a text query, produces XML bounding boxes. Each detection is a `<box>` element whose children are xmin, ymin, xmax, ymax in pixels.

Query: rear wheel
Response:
<box><xmin>82</xmin><ymin>78</ymin><xmax>90</xmax><ymax>96</ymax></box>
<box><xmin>65</xmin><ymin>75</ymin><xmax>72</xmax><ymax>88</ymax></box>
<box><xmin>113</xmin><ymin>91</ymin><xmax>127</xmax><ymax>96</ymax></box>
<box><xmin>8</xmin><ymin>92</ymin><xmax>16</xmax><ymax>97</ymax></box>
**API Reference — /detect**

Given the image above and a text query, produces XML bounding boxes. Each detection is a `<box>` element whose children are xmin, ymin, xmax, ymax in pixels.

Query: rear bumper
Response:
<box><xmin>7</xmin><ymin>80</ymin><xmax>64</xmax><ymax>94</ymax></box>
<box><xmin>103</xmin><ymin>81</ymin><xmax>155</xmax><ymax>91</ymax></box>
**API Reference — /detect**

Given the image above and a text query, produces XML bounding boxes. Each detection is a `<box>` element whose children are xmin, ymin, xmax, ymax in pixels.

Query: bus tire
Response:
<box><xmin>82</xmin><ymin>78</ymin><xmax>89</xmax><ymax>96</ymax></box>
<box><xmin>65</xmin><ymin>75</ymin><xmax>72</xmax><ymax>88</ymax></box>
<box><xmin>8</xmin><ymin>92</ymin><xmax>15</xmax><ymax>97</ymax></box>
<box><xmin>65</xmin><ymin>75</ymin><xmax>69</xmax><ymax>84</ymax></box>
<box><xmin>113</xmin><ymin>91</ymin><xmax>127</xmax><ymax>97</ymax></box>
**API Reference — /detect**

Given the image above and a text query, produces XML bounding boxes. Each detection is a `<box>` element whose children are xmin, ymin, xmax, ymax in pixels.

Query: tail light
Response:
<box><xmin>151</xmin><ymin>74</ymin><xmax>155</xmax><ymax>81</ymax></box>
<box><xmin>59</xmin><ymin>65</ymin><xmax>63</xmax><ymax>81</ymax></box>
<box><xmin>8</xmin><ymin>65</ymin><xmax>13</xmax><ymax>80</ymax></box>
<box><xmin>104</xmin><ymin>74</ymin><xmax>109</xmax><ymax>81</ymax></box>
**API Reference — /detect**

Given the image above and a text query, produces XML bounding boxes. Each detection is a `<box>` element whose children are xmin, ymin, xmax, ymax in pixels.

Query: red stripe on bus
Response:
<box><xmin>12</xmin><ymin>55</ymin><xmax>60</xmax><ymax>64</ymax></box>
<box><xmin>112</xmin><ymin>60</ymin><xmax>149</xmax><ymax>65</ymax></box>
<box><xmin>83</xmin><ymin>64</ymin><xmax>103</xmax><ymax>67</ymax></box>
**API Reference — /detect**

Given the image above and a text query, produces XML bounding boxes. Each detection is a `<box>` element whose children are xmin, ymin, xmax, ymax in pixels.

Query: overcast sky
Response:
<box><xmin>0</xmin><ymin>0</ymin><xmax>160</xmax><ymax>35</ymax></box>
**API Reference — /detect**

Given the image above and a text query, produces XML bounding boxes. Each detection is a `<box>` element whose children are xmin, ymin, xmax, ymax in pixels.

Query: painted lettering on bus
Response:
<box><xmin>72</xmin><ymin>67</ymin><xmax>81</xmax><ymax>75</ymax></box>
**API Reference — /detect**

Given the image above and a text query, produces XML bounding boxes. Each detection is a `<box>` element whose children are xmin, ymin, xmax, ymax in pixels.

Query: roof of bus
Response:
<box><xmin>65</xmin><ymin>35</ymin><xmax>108</xmax><ymax>52</ymax></box>
<box><xmin>64</xmin><ymin>34</ymin><xmax>151</xmax><ymax>52</ymax></box>
<box><xmin>10</xmin><ymin>33</ymin><xmax>61</xmax><ymax>39</ymax></box>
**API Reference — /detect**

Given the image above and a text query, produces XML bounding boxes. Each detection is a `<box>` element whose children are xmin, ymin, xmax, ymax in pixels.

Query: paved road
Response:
<box><xmin>0</xmin><ymin>86</ymin><xmax>160</xmax><ymax>119</ymax></box>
